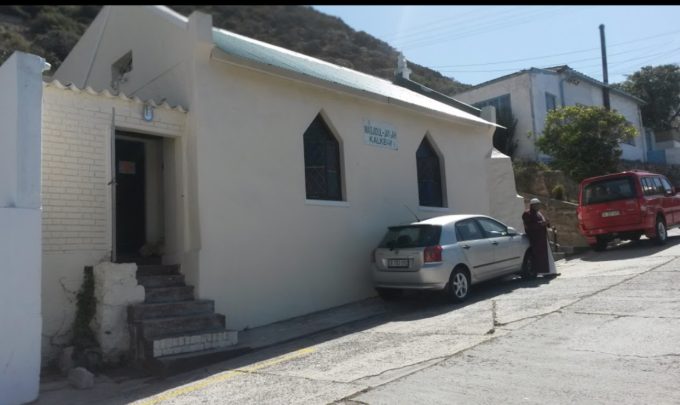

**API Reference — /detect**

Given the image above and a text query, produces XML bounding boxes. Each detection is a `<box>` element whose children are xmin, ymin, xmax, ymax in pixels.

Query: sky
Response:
<box><xmin>313</xmin><ymin>5</ymin><xmax>680</xmax><ymax>86</ymax></box>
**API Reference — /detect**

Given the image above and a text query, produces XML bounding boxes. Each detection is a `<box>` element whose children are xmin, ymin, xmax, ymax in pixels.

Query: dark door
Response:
<box><xmin>115</xmin><ymin>139</ymin><xmax>146</xmax><ymax>259</ymax></box>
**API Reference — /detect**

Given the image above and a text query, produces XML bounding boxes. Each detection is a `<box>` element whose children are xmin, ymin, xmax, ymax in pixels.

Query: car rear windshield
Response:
<box><xmin>583</xmin><ymin>176</ymin><xmax>636</xmax><ymax>205</ymax></box>
<box><xmin>379</xmin><ymin>225</ymin><xmax>441</xmax><ymax>249</ymax></box>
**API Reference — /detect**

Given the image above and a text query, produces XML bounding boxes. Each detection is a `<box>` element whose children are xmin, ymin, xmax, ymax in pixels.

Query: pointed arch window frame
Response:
<box><xmin>416</xmin><ymin>134</ymin><xmax>447</xmax><ymax>208</ymax></box>
<box><xmin>303</xmin><ymin>112</ymin><xmax>345</xmax><ymax>202</ymax></box>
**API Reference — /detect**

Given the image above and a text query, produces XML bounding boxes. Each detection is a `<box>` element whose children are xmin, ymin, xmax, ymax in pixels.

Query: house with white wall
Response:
<box><xmin>454</xmin><ymin>65</ymin><xmax>648</xmax><ymax>163</ymax></box>
<box><xmin>0</xmin><ymin>5</ymin><xmax>528</xmax><ymax>378</ymax></box>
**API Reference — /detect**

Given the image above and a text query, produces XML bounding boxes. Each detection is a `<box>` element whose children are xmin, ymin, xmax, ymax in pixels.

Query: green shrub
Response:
<box><xmin>552</xmin><ymin>184</ymin><xmax>565</xmax><ymax>200</ymax></box>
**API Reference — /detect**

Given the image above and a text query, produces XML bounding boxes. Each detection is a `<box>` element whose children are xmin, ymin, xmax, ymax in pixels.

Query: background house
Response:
<box><xmin>31</xmin><ymin>5</ymin><xmax>526</xmax><ymax>365</ymax></box>
<box><xmin>454</xmin><ymin>65</ymin><xmax>649</xmax><ymax>163</ymax></box>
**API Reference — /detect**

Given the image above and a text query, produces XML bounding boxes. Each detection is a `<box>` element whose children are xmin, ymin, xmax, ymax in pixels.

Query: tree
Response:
<box><xmin>617</xmin><ymin>64</ymin><xmax>680</xmax><ymax>132</ymax></box>
<box><xmin>536</xmin><ymin>105</ymin><xmax>637</xmax><ymax>183</ymax></box>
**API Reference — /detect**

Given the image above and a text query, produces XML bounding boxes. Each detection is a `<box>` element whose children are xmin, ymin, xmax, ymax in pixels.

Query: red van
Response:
<box><xmin>577</xmin><ymin>170</ymin><xmax>680</xmax><ymax>251</ymax></box>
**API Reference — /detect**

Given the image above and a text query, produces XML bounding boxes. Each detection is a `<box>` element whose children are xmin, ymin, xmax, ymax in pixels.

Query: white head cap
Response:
<box><xmin>529</xmin><ymin>198</ymin><xmax>541</xmax><ymax>206</ymax></box>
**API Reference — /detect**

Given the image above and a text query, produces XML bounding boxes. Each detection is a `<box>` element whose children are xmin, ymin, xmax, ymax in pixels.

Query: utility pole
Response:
<box><xmin>599</xmin><ymin>24</ymin><xmax>611</xmax><ymax>110</ymax></box>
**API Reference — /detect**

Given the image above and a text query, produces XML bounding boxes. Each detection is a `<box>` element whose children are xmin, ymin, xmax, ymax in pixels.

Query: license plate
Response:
<box><xmin>602</xmin><ymin>210</ymin><xmax>620</xmax><ymax>217</ymax></box>
<box><xmin>387</xmin><ymin>258</ymin><xmax>410</xmax><ymax>268</ymax></box>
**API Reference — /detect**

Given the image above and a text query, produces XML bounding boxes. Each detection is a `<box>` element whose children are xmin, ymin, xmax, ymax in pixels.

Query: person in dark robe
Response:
<box><xmin>522</xmin><ymin>198</ymin><xmax>554</xmax><ymax>276</ymax></box>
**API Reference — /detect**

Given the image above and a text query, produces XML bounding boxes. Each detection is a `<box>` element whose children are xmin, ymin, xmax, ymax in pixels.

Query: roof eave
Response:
<box><xmin>210</xmin><ymin>47</ymin><xmax>496</xmax><ymax>131</ymax></box>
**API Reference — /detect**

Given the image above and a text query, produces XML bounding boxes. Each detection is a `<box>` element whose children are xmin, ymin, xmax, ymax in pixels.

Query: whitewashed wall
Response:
<box><xmin>455</xmin><ymin>73</ymin><xmax>536</xmax><ymax>160</ymax></box>
<box><xmin>556</xmin><ymin>74</ymin><xmax>645</xmax><ymax>161</ymax></box>
<box><xmin>40</xmin><ymin>83</ymin><xmax>187</xmax><ymax>363</ymax></box>
<box><xmin>0</xmin><ymin>52</ymin><xmax>45</xmax><ymax>405</ymax></box>
<box><xmin>191</xmin><ymin>53</ymin><xmax>506</xmax><ymax>330</ymax></box>
<box><xmin>53</xmin><ymin>6</ymin><xmax>523</xmax><ymax>346</ymax></box>
<box><xmin>456</xmin><ymin>70</ymin><xmax>647</xmax><ymax>162</ymax></box>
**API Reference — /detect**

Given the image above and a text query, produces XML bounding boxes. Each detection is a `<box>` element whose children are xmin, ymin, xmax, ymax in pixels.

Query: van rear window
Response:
<box><xmin>379</xmin><ymin>225</ymin><xmax>441</xmax><ymax>248</ymax></box>
<box><xmin>583</xmin><ymin>177</ymin><xmax>636</xmax><ymax>205</ymax></box>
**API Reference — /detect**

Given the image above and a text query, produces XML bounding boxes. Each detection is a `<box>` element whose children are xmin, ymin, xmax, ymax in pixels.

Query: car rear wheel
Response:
<box><xmin>375</xmin><ymin>287</ymin><xmax>402</xmax><ymax>300</ymax></box>
<box><xmin>447</xmin><ymin>266</ymin><xmax>470</xmax><ymax>303</ymax></box>
<box><xmin>654</xmin><ymin>217</ymin><xmax>667</xmax><ymax>245</ymax></box>
<box><xmin>521</xmin><ymin>250</ymin><xmax>537</xmax><ymax>280</ymax></box>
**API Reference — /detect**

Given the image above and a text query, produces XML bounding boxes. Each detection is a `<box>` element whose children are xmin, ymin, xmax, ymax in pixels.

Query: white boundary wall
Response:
<box><xmin>0</xmin><ymin>52</ymin><xmax>45</xmax><ymax>405</ymax></box>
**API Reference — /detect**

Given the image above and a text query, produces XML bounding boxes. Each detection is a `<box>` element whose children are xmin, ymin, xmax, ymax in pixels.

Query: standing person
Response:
<box><xmin>522</xmin><ymin>198</ymin><xmax>558</xmax><ymax>278</ymax></box>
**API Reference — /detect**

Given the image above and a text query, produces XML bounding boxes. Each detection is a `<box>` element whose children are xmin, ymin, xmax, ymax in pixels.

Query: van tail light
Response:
<box><xmin>424</xmin><ymin>245</ymin><xmax>442</xmax><ymax>263</ymax></box>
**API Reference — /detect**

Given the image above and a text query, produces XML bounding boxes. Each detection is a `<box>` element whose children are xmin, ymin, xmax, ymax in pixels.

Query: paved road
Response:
<box><xmin>37</xmin><ymin>232</ymin><xmax>680</xmax><ymax>404</ymax></box>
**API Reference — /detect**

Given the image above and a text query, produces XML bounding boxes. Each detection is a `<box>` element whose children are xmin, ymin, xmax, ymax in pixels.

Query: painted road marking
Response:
<box><xmin>135</xmin><ymin>347</ymin><xmax>316</xmax><ymax>405</ymax></box>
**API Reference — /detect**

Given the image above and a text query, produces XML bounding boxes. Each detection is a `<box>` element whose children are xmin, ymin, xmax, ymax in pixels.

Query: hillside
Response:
<box><xmin>0</xmin><ymin>5</ymin><xmax>471</xmax><ymax>95</ymax></box>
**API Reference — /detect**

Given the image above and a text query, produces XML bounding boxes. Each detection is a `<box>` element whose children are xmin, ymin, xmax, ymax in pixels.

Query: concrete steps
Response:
<box><xmin>128</xmin><ymin>299</ymin><xmax>215</xmax><ymax>320</ymax></box>
<box><xmin>144</xmin><ymin>286</ymin><xmax>194</xmax><ymax>303</ymax></box>
<box><xmin>134</xmin><ymin>313</ymin><xmax>226</xmax><ymax>340</ymax></box>
<box><xmin>136</xmin><ymin>264</ymin><xmax>180</xmax><ymax>276</ymax></box>
<box><xmin>137</xmin><ymin>274</ymin><xmax>185</xmax><ymax>288</ymax></box>
<box><xmin>128</xmin><ymin>264</ymin><xmax>238</xmax><ymax>374</ymax></box>
<box><xmin>145</xmin><ymin>345</ymin><xmax>250</xmax><ymax>377</ymax></box>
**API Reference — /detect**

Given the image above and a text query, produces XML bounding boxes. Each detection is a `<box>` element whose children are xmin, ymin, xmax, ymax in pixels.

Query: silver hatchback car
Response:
<box><xmin>372</xmin><ymin>214</ymin><xmax>534</xmax><ymax>302</ymax></box>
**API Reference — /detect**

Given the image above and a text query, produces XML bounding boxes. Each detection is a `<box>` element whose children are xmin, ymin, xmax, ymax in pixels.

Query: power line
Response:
<box><xmin>570</xmin><ymin>46</ymin><xmax>680</xmax><ymax>72</ymax></box>
<box><xmin>382</xmin><ymin>6</ymin><xmax>506</xmax><ymax>42</ymax></box>
<box><xmin>396</xmin><ymin>7</ymin><xmax>559</xmax><ymax>51</ymax></box>
<box><xmin>427</xmin><ymin>28</ymin><xmax>680</xmax><ymax>69</ymax></box>
<box><xmin>386</xmin><ymin>7</ymin><xmax>517</xmax><ymax>43</ymax></box>
<box><xmin>432</xmin><ymin>43</ymin><xmax>680</xmax><ymax>74</ymax></box>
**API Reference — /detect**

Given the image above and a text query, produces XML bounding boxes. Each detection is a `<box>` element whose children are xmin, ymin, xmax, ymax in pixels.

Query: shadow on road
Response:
<box><xmin>577</xmin><ymin>234</ymin><xmax>680</xmax><ymax>262</ymax></box>
<box><xmin>105</xmin><ymin>273</ymin><xmax>557</xmax><ymax>404</ymax></box>
<box><xmin>107</xmin><ymin>276</ymin><xmax>551</xmax><ymax>403</ymax></box>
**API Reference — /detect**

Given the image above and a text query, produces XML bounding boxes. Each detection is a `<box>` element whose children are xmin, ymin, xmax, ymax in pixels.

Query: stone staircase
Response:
<box><xmin>128</xmin><ymin>264</ymin><xmax>241</xmax><ymax>375</ymax></box>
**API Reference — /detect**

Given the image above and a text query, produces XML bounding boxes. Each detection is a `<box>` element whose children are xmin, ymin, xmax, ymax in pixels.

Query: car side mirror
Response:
<box><xmin>506</xmin><ymin>227</ymin><xmax>518</xmax><ymax>236</ymax></box>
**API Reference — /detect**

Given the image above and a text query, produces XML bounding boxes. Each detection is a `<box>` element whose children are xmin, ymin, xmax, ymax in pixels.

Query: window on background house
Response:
<box><xmin>416</xmin><ymin>137</ymin><xmax>444</xmax><ymax>207</ymax></box>
<box><xmin>303</xmin><ymin>114</ymin><xmax>343</xmax><ymax>201</ymax></box>
<box><xmin>473</xmin><ymin>94</ymin><xmax>512</xmax><ymax>124</ymax></box>
<box><xmin>545</xmin><ymin>92</ymin><xmax>557</xmax><ymax>112</ymax></box>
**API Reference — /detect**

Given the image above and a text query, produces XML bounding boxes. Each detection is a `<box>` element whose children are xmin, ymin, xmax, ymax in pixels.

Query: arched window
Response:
<box><xmin>303</xmin><ymin>114</ymin><xmax>342</xmax><ymax>201</ymax></box>
<box><xmin>416</xmin><ymin>137</ymin><xmax>443</xmax><ymax>207</ymax></box>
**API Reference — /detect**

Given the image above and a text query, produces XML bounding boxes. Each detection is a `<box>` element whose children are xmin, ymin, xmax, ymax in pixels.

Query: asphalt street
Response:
<box><xmin>35</xmin><ymin>230</ymin><xmax>680</xmax><ymax>405</ymax></box>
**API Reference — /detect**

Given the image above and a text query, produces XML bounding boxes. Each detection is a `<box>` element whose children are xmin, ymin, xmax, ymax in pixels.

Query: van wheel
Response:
<box><xmin>654</xmin><ymin>217</ymin><xmax>667</xmax><ymax>245</ymax></box>
<box><xmin>521</xmin><ymin>250</ymin><xmax>537</xmax><ymax>280</ymax></box>
<box><xmin>447</xmin><ymin>266</ymin><xmax>470</xmax><ymax>303</ymax></box>
<box><xmin>593</xmin><ymin>236</ymin><xmax>608</xmax><ymax>251</ymax></box>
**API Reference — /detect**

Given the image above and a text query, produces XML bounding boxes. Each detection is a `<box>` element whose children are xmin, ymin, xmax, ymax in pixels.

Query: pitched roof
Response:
<box><xmin>543</xmin><ymin>65</ymin><xmax>645</xmax><ymax>104</ymax></box>
<box><xmin>456</xmin><ymin>65</ymin><xmax>644</xmax><ymax>105</ymax></box>
<box><xmin>393</xmin><ymin>75</ymin><xmax>481</xmax><ymax>116</ymax></box>
<box><xmin>211</xmin><ymin>27</ymin><xmax>496</xmax><ymax>129</ymax></box>
<box><xmin>454</xmin><ymin>69</ymin><xmax>535</xmax><ymax>94</ymax></box>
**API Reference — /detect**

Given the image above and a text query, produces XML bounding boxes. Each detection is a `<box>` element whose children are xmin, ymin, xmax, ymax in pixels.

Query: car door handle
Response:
<box><xmin>492</xmin><ymin>241</ymin><xmax>499</xmax><ymax>245</ymax></box>
<box><xmin>462</xmin><ymin>244</ymin><xmax>471</xmax><ymax>249</ymax></box>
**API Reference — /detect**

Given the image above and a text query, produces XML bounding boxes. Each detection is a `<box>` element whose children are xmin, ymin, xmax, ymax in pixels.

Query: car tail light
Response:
<box><xmin>424</xmin><ymin>245</ymin><xmax>442</xmax><ymax>263</ymax></box>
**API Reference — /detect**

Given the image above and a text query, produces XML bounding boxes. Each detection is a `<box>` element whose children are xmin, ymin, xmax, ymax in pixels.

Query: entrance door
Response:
<box><xmin>115</xmin><ymin>138</ymin><xmax>146</xmax><ymax>259</ymax></box>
